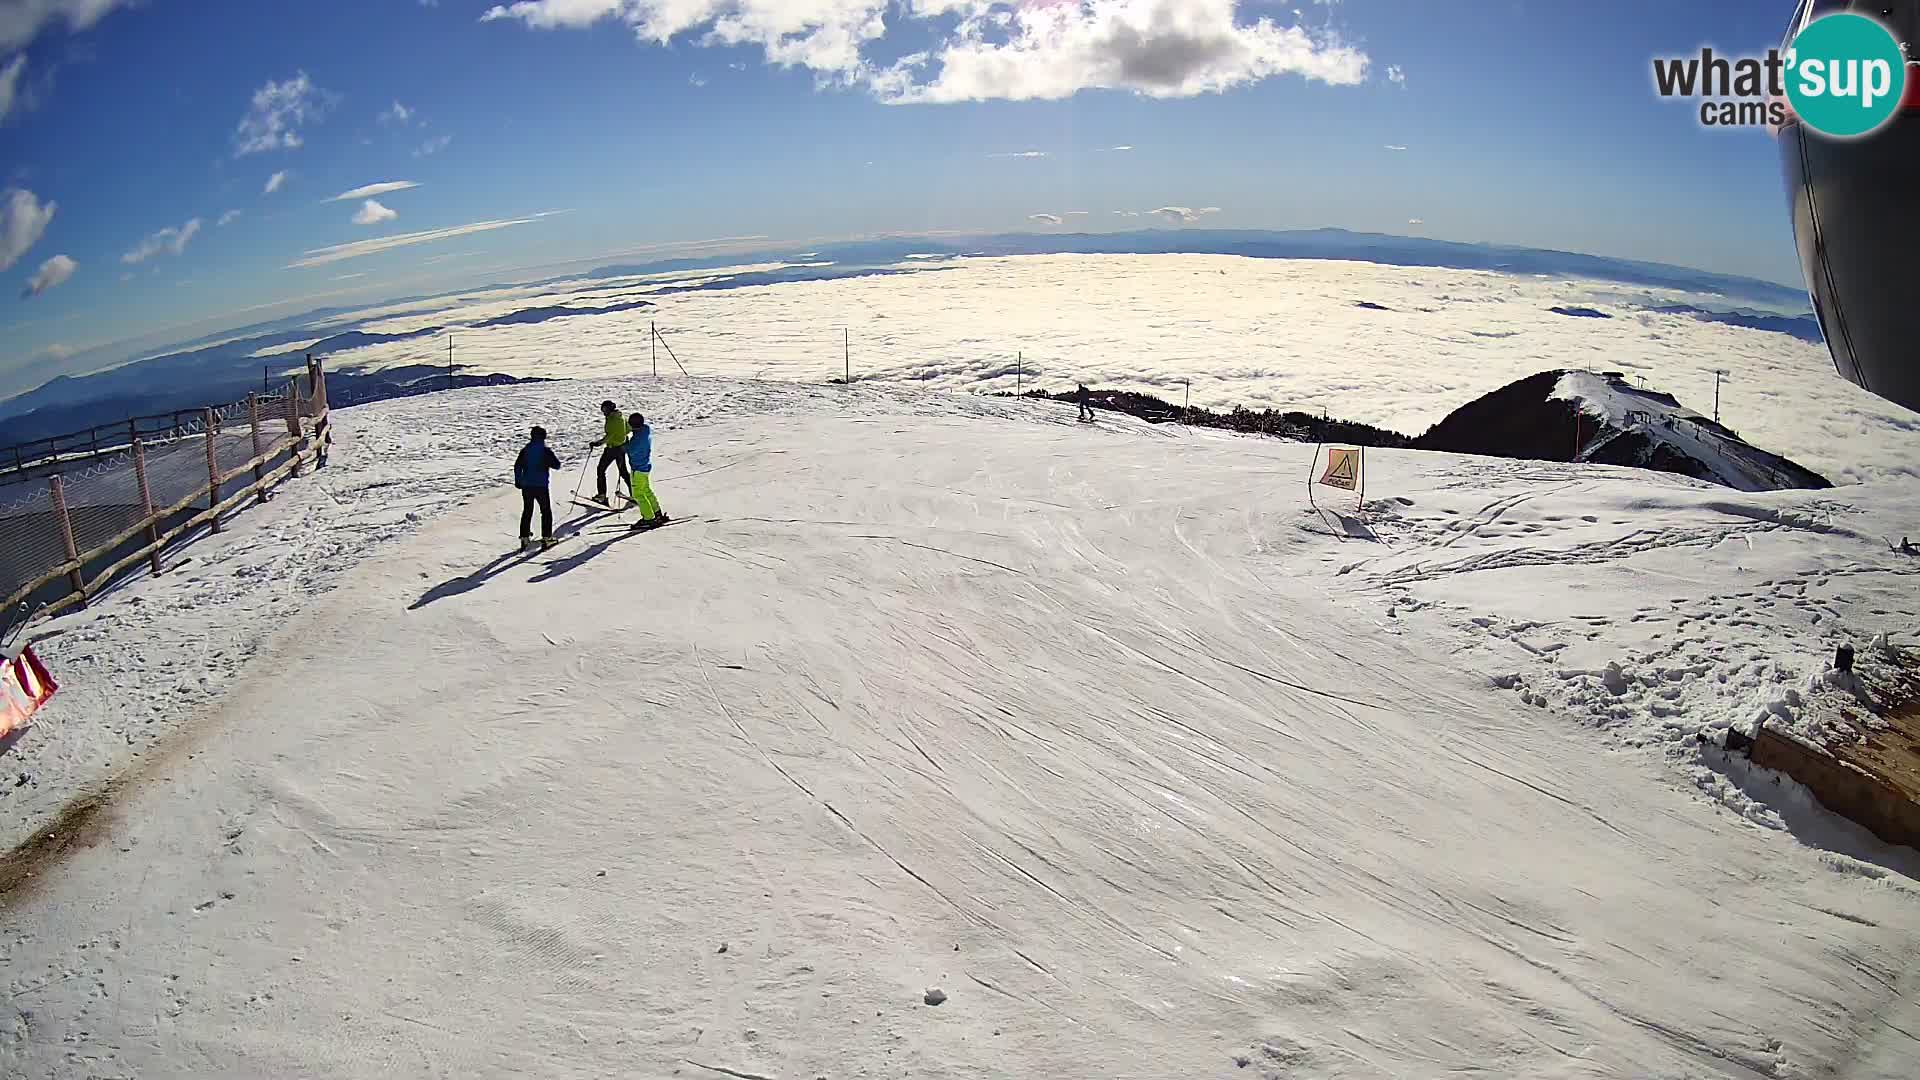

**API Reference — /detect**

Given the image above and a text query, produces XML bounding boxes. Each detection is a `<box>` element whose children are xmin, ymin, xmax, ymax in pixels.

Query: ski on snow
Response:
<box><xmin>586</xmin><ymin>514</ymin><xmax>698</xmax><ymax>535</ymax></box>
<box><xmin>568</xmin><ymin>495</ymin><xmax>634</xmax><ymax>513</ymax></box>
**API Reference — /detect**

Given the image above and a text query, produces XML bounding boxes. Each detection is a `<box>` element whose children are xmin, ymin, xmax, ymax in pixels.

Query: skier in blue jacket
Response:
<box><xmin>514</xmin><ymin>426</ymin><xmax>562</xmax><ymax>548</ymax></box>
<box><xmin>623</xmin><ymin>412</ymin><xmax>669</xmax><ymax>529</ymax></box>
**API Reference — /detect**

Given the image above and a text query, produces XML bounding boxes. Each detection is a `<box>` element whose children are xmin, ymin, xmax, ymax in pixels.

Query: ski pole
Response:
<box><xmin>570</xmin><ymin>444</ymin><xmax>593</xmax><ymax>499</ymax></box>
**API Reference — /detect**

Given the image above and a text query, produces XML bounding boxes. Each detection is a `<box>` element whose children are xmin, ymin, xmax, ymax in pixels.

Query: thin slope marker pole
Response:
<box><xmin>654</xmin><ymin>324</ymin><xmax>689</xmax><ymax>378</ymax></box>
<box><xmin>1306</xmin><ymin>441</ymin><xmax>1321</xmax><ymax>514</ymax></box>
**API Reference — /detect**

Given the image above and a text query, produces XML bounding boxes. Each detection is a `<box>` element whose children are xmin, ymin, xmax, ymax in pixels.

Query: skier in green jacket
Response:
<box><xmin>587</xmin><ymin>399</ymin><xmax>632</xmax><ymax>504</ymax></box>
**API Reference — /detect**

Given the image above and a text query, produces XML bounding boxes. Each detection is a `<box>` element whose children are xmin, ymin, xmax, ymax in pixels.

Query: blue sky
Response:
<box><xmin>1</xmin><ymin>0</ymin><xmax>1808</xmax><ymax>392</ymax></box>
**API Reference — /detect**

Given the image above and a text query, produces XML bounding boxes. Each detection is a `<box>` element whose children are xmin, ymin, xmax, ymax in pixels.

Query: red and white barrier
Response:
<box><xmin>1</xmin><ymin>647</ymin><xmax>58</xmax><ymax>739</ymax></box>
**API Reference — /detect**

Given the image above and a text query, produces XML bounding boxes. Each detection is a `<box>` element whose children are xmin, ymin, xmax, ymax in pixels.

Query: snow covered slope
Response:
<box><xmin>3</xmin><ymin>379</ymin><xmax>1917</xmax><ymax>1079</ymax></box>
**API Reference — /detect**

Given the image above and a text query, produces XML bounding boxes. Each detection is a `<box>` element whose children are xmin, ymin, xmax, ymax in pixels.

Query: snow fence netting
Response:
<box><xmin>0</xmin><ymin>377</ymin><xmax>325</xmax><ymax>638</ymax></box>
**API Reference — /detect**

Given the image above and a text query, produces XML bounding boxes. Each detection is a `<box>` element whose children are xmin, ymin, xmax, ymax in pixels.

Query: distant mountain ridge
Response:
<box><xmin>586</xmin><ymin>228</ymin><xmax>1810</xmax><ymax>311</ymax></box>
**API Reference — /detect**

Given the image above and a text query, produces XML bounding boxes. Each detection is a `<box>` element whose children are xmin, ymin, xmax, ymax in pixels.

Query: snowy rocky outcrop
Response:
<box><xmin>1415</xmin><ymin>370</ymin><xmax>1831</xmax><ymax>491</ymax></box>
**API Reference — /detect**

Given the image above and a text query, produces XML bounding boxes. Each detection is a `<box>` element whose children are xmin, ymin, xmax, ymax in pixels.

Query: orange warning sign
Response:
<box><xmin>1319</xmin><ymin>447</ymin><xmax>1360</xmax><ymax>491</ymax></box>
<box><xmin>0</xmin><ymin>647</ymin><xmax>58</xmax><ymax>739</ymax></box>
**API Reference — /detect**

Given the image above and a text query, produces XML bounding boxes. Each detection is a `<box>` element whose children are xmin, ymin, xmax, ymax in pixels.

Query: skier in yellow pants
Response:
<box><xmin>624</xmin><ymin>412</ymin><xmax>669</xmax><ymax>529</ymax></box>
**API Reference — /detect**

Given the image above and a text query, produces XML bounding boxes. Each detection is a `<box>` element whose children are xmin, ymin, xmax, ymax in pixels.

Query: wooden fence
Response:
<box><xmin>0</xmin><ymin>358</ymin><xmax>331</xmax><ymax>633</ymax></box>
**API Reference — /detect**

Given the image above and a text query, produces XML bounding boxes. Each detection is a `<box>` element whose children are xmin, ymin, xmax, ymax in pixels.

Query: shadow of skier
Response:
<box><xmin>409</xmin><ymin>509</ymin><xmax>618</xmax><ymax>609</ymax></box>
<box><xmin>526</xmin><ymin>525</ymin><xmax>647</xmax><ymax>583</ymax></box>
<box><xmin>409</xmin><ymin>547</ymin><xmax>540</xmax><ymax>610</ymax></box>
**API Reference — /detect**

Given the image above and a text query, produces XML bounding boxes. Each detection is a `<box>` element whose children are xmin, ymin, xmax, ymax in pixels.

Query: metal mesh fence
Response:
<box><xmin>0</xmin><ymin>374</ymin><xmax>325</xmax><ymax>632</ymax></box>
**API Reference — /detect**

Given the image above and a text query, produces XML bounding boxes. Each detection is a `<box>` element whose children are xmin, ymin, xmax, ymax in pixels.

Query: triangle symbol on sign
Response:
<box><xmin>1324</xmin><ymin>453</ymin><xmax>1355</xmax><ymax>484</ymax></box>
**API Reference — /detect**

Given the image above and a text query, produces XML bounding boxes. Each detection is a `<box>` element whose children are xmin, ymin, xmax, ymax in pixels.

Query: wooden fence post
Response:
<box><xmin>48</xmin><ymin>474</ymin><xmax>84</xmax><ymax>605</ymax></box>
<box><xmin>132</xmin><ymin>438</ymin><xmax>163</xmax><ymax>575</ymax></box>
<box><xmin>204</xmin><ymin>408</ymin><xmax>222</xmax><ymax>534</ymax></box>
<box><xmin>286</xmin><ymin>378</ymin><xmax>305</xmax><ymax>477</ymax></box>
<box><xmin>248</xmin><ymin>393</ymin><xmax>264</xmax><ymax>488</ymax></box>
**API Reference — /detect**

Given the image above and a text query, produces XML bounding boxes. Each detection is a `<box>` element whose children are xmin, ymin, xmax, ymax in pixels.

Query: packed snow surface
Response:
<box><xmin>3</xmin><ymin>378</ymin><xmax>1917</xmax><ymax>1079</ymax></box>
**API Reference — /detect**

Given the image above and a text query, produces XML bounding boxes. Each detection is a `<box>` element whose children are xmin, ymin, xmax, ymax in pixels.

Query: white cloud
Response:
<box><xmin>1066</xmin><ymin>210</ymin><xmax>1090</xmax><ymax>216</ymax></box>
<box><xmin>1148</xmin><ymin>205</ymin><xmax>1220</xmax><ymax>224</ymax></box>
<box><xmin>217</xmin><ymin>209</ymin><xmax>242</xmax><ymax>226</ymax></box>
<box><xmin>0</xmin><ymin>0</ymin><xmax>130</xmax><ymax>51</ymax></box>
<box><xmin>480</xmin><ymin>0</ymin><xmax>1369</xmax><ymax>104</ymax></box>
<box><xmin>21</xmin><ymin>252</ymin><xmax>75</xmax><ymax>297</ymax></box>
<box><xmin>1029</xmin><ymin>213</ymin><xmax>1063</xmax><ymax>225</ymax></box>
<box><xmin>1386</xmin><ymin>64</ymin><xmax>1404</xmax><ymax>86</ymax></box>
<box><xmin>332</xmin><ymin>272</ymin><xmax>368</xmax><ymax>281</ymax></box>
<box><xmin>990</xmin><ymin>150</ymin><xmax>1049</xmax><ymax>159</ymax></box>
<box><xmin>689</xmin><ymin>72</ymin><xmax>707</xmax><ymax>87</ymax></box>
<box><xmin>1383</xmin><ymin>144</ymin><xmax>1406</xmax><ymax>151</ymax></box>
<box><xmin>234</xmin><ymin>71</ymin><xmax>325</xmax><ymax>156</ymax></box>
<box><xmin>415</xmin><ymin>134</ymin><xmax>453</xmax><ymax>157</ymax></box>
<box><xmin>352</xmin><ymin>199</ymin><xmax>399</xmax><ymax>226</ymax></box>
<box><xmin>1114</xmin><ymin>209</ymin><xmax>1140</xmax><ymax>216</ymax></box>
<box><xmin>265</xmin><ymin>170</ymin><xmax>291</xmax><ymax>194</ymax></box>
<box><xmin>379</xmin><ymin>100</ymin><xmax>414</xmax><ymax>126</ymax></box>
<box><xmin>1408</xmin><ymin>218</ymin><xmax>1423</xmax><ymax>225</ymax></box>
<box><xmin>1104</xmin><ymin>144</ymin><xmax>1134</xmax><ymax>151</ymax></box>
<box><xmin>285</xmin><ymin>215</ymin><xmax>543</xmax><ymax>268</ymax></box>
<box><xmin>0</xmin><ymin>187</ymin><xmax>55</xmax><ymax>271</ymax></box>
<box><xmin>882</xmin><ymin>0</ymin><xmax>1369</xmax><ymax>103</ymax></box>
<box><xmin>121</xmin><ymin>217</ymin><xmax>202</xmax><ymax>264</ymax></box>
<box><xmin>0</xmin><ymin>52</ymin><xmax>24</xmax><ymax>122</ymax></box>
<box><xmin>330</xmin><ymin>180</ymin><xmax>420</xmax><ymax>201</ymax></box>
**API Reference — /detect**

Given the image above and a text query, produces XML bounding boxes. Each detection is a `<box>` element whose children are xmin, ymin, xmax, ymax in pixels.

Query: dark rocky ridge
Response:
<box><xmin>1018</xmin><ymin>370</ymin><xmax>1829</xmax><ymax>492</ymax></box>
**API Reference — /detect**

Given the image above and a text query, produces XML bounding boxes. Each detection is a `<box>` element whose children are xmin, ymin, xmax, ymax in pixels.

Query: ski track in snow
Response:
<box><xmin>2</xmin><ymin>376</ymin><xmax>1918</xmax><ymax>1079</ymax></box>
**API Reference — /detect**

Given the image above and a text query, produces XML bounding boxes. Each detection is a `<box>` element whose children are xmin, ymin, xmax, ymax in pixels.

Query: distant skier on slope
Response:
<box><xmin>514</xmin><ymin>425</ymin><xmax>562</xmax><ymax>549</ymax></box>
<box><xmin>625</xmin><ymin>412</ymin><xmax>670</xmax><ymax>530</ymax></box>
<box><xmin>587</xmin><ymin>400</ymin><xmax>632</xmax><ymax>504</ymax></box>
<box><xmin>1076</xmin><ymin>383</ymin><xmax>1094</xmax><ymax>422</ymax></box>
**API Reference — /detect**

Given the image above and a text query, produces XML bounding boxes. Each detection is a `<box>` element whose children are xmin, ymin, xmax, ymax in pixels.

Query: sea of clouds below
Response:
<box><xmin>315</xmin><ymin>254</ymin><xmax>1920</xmax><ymax>485</ymax></box>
